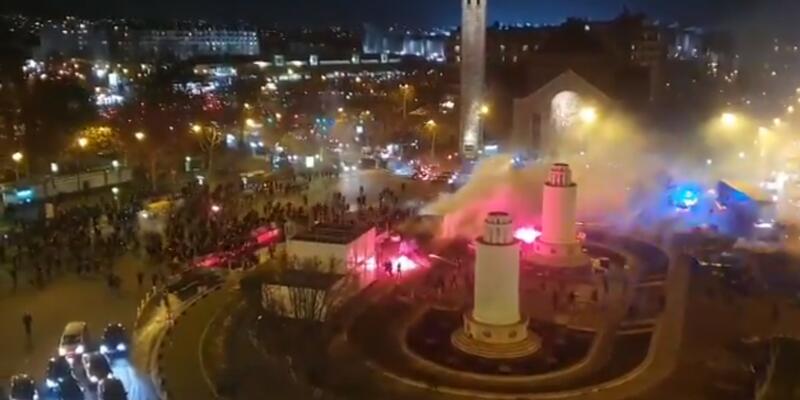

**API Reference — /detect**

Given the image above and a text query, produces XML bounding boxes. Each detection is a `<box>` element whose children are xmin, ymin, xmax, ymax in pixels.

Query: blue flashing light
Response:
<box><xmin>669</xmin><ymin>184</ymin><xmax>702</xmax><ymax>210</ymax></box>
<box><xmin>680</xmin><ymin>189</ymin><xmax>699</xmax><ymax>208</ymax></box>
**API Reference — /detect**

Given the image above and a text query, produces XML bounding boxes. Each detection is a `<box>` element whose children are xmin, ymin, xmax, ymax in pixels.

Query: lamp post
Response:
<box><xmin>478</xmin><ymin>104</ymin><xmax>489</xmax><ymax>151</ymax></box>
<box><xmin>425</xmin><ymin>119</ymin><xmax>438</xmax><ymax>160</ymax></box>
<box><xmin>578</xmin><ymin>106</ymin><xmax>598</xmax><ymax>151</ymax></box>
<box><xmin>191</xmin><ymin>123</ymin><xmax>222</xmax><ymax>183</ymax></box>
<box><xmin>400</xmin><ymin>84</ymin><xmax>411</xmax><ymax>120</ymax></box>
<box><xmin>77</xmin><ymin>137</ymin><xmax>88</xmax><ymax>191</ymax></box>
<box><xmin>134</xmin><ymin>131</ymin><xmax>157</xmax><ymax>191</ymax></box>
<box><xmin>11</xmin><ymin>152</ymin><xmax>23</xmax><ymax>181</ymax></box>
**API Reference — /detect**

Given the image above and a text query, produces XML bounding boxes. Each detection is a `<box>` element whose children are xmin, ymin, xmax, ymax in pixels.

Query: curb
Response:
<box><xmin>150</xmin><ymin>284</ymin><xmax>224</xmax><ymax>400</ymax></box>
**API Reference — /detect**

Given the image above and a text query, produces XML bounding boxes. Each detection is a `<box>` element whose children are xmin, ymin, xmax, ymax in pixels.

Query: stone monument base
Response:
<box><xmin>451</xmin><ymin>312</ymin><xmax>541</xmax><ymax>359</ymax></box>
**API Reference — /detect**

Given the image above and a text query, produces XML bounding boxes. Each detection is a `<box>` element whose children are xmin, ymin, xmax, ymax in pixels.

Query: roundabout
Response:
<box><xmin>324</xmin><ymin>163</ymin><xmax>680</xmax><ymax>398</ymax></box>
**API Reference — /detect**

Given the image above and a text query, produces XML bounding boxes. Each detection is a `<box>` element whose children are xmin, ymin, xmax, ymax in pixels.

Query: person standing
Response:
<box><xmin>137</xmin><ymin>271</ymin><xmax>144</xmax><ymax>289</ymax></box>
<box><xmin>22</xmin><ymin>313</ymin><xmax>32</xmax><ymax>339</ymax></box>
<box><xmin>9</xmin><ymin>267</ymin><xmax>17</xmax><ymax>291</ymax></box>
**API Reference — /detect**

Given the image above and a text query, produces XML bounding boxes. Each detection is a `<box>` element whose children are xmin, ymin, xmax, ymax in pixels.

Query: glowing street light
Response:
<box><xmin>479</xmin><ymin>104</ymin><xmax>490</xmax><ymax>116</ymax></box>
<box><xmin>134</xmin><ymin>131</ymin><xmax>146</xmax><ymax>141</ymax></box>
<box><xmin>425</xmin><ymin>119</ymin><xmax>438</xmax><ymax>159</ymax></box>
<box><xmin>77</xmin><ymin>137</ymin><xmax>88</xmax><ymax>148</ymax></box>
<box><xmin>245</xmin><ymin>118</ymin><xmax>262</xmax><ymax>129</ymax></box>
<box><xmin>720</xmin><ymin>112</ymin><xmax>738</xmax><ymax>127</ymax></box>
<box><xmin>399</xmin><ymin>84</ymin><xmax>411</xmax><ymax>119</ymax></box>
<box><xmin>11</xmin><ymin>151</ymin><xmax>23</xmax><ymax>180</ymax></box>
<box><xmin>50</xmin><ymin>162</ymin><xmax>59</xmax><ymax>174</ymax></box>
<box><xmin>191</xmin><ymin>124</ymin><xmax>202</xmax><ymax>133</ymax></box>
<box><xmin>788</xmin><ymin>106</ymin><xmax>795</xmax><ymax>114</ymax></box>
<box><xmin>773</xmin><ymin>118</ymin><xmax>783</xmax><ymax>127</ymax></box>
<box><xmin>579</xmin><ymin>107</ymin><xmax>598</xmax><ymax>124</ymax></box>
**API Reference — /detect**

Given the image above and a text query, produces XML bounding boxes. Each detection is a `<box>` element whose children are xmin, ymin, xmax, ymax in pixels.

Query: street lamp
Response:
<box><xmin>76</xmin><ymin>137</ymin><xmax>88</xmax><ymax>191</ymax></box>
<box><xmin>191</xmin><ymin>123</ymin><xmax>222</xmax><ymax>181</ymax></box>
<box><xmin>579</xmin><ymin>107</ymin><xmax>598</xmax><ymax>124</ymax></box>
<box><xmin>720</xmin><ymin>112</ymin><xmax>738</xmax><ymax>127</ymax></box>
<box><xmin>399</xmin><ymin>84</ymin><xmax>411</xmax><ymax>120</ymax></box>
<box><xmin>475</xmin><ymin>103</ymin><xmax>490</xmax><ymax>151</ymax></box>
<box><xmin>245</xmin><ymin>118</ymin><xmax>262</xmax><ymax>129</ymax></box>
<box><xmin>134</xmin><ymin>131</ymin><xmax>146</xmax><ymax>141</ymax></box>
<box><xmin>425</xmin><ymin>119</ymin><xmax>438</xmax><ymax>159</ymax></box>
<box><xmin>11</xmin><ymin>152</ymin><xmax>23</xmax><ymax>180</ymax></box>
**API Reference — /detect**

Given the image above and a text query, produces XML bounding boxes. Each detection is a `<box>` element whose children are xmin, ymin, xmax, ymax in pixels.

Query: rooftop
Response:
<box><xmin>291</xmin><ymin>223</ymin><xmax>374</xmax><ymax>244</ymax></box>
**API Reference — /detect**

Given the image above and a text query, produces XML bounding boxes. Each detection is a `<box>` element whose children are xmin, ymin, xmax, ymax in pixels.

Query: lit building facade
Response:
<box><xmin>35</xmin><ymin>19</ymin><xmax>109</xmax><ymax>60</ymax></box>
<box><xmin>362</xmin><ymin>25</ymin><xmax>447</xmax><ymax>62</ymax></box>
<box><xmin>137</xmin><ymin>29</ymin><xmax>259</xmax><ymax>60</ymax></box>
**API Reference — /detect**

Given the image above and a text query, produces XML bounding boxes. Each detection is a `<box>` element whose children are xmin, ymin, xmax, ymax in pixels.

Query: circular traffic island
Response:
<box><xmin>407</xmin><ymin>308</ymin><xmax>591</xmax><ymax>376</ymax></box>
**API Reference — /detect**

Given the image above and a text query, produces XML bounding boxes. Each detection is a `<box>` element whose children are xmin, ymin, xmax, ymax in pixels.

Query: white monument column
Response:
<box><xmin>533</xmin><ymin>163</ymin><xmax>589</xmax><ymax>267</ymax></box>
<box><xmin>452</xmin><ymin>212</ymin><xmax>540</xmax><ymax>359</ymax></box>
<box><xmin>473</xmin><ymin>212</ymin><xmax>520</xmax><ymax>325</ymax></box>
<box><xmin>460</xmin><ymin>0</ymin><xmax>487</xmax><ymax>159</ymax></box>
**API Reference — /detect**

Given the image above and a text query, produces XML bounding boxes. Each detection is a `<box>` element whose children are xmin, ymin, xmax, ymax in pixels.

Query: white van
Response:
<box><xmin>59</xmin><ymin>321</ymin><xmax>90</xmax><ymax>362</ymax></box>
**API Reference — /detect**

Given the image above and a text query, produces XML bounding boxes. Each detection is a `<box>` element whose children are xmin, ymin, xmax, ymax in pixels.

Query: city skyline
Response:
<box><xmin>1</xmin><ymin>0</ymin><xmax>796</xmax><ymax>31</ymax></box>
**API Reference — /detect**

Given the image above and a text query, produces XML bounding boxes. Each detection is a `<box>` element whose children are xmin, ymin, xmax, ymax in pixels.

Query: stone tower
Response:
<box><xmin>452</xmin><ymin>212</ymin><xmax>540</xmax><ymax>359</ymax></box>
<box><xmin>460</xmin><ymin>0</ymin><xmax>487</xmax><ymax>159</ymax></box>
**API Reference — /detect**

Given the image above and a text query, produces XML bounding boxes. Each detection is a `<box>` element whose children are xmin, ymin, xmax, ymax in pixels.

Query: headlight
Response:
<box><xmin>46</xmin><ymin>378</ymin><xmax>58</xmax><ymax>388</ymax></box>
<box><xmin>116</xmin><ymin>343</ymin><xmax>127</xmax><ymax>351</ymax></box>
<box><xmin>75</xmin><ymin>345</ymin><xmax>84</xmax><ymax>354</ymax></box>
<box><xmin>100</xmin><ymin>345</ymin><xmax>109</xmax><ymax>354</ymax></box>
<box><xmin>58</xmin><ymin>347</ymin><xmax>66</xmax><ymax>356</ymax></box>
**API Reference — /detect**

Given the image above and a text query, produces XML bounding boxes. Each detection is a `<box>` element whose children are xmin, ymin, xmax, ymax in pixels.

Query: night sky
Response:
<box><xmin>1</xmin><ymin>0</ymin><xmax>797</xmax><ymax>32</ymax></box>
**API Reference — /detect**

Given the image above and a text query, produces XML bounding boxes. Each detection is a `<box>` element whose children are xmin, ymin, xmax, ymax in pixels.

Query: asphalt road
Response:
<box><xmin>159</xmin><ymin>288</ymin><xmax>229</xmax><ymax>400</ymax></box>
<box><xmin>0</xmin><ymin>253</ymin><xmax>160</xmax><ymax>400</ymax></box>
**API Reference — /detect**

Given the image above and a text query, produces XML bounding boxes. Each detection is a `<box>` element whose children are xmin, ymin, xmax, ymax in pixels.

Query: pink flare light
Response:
<box><xmin>514</xmin><ymin>226</ymin><xmax>542</xmax><ymax>244</ymax></box>
<box><xmin>391</xmin><ymin>255</ymin><xmax>418</xmax><ymax>271</ymax></box>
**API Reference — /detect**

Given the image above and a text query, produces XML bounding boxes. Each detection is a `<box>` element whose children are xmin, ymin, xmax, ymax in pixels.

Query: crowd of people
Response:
<box><xmin>0</xmin><ymin>196</ymin><xmax>142</xmax><ymax>292</ymax></box>
<box><xmin>0</xmin><ymin>167</ymin><xmax>419</xmax><ymax>296</ymax></box>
